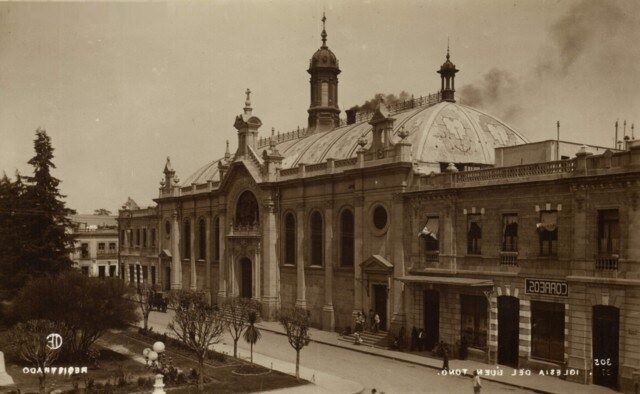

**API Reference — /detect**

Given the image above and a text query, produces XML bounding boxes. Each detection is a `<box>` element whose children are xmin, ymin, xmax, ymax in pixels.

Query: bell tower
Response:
<box><xmin>307</xmin><ymin>13</ymin><xmax>341</xmax><ymax>131</ymax></box>
<box><xmin>437</xmin><ymin>44</ymin><xmax>458</xmax><ymax>103</ymax></box>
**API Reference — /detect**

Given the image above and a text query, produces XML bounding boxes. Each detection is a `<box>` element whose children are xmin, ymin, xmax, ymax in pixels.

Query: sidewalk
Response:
<box><xmin>254</xmin><ymin>320</ymin><xmax>615</xmax><ymax>394</ymax></box>
<box><xmin>142</xmin><ymin>312</ymin><xmax>363</xmax><ymax>394</ymax></box>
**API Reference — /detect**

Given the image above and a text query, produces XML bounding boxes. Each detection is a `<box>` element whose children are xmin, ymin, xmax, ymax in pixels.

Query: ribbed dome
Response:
<box><xmin>182</xmin><ymin>101</ymin><xmax>528</xmax><ymax>186</ymax></box>
<box><xmin>310</xmin><ymin>46</ymin><xmax>339</xmax><ymax>69</ymax></box>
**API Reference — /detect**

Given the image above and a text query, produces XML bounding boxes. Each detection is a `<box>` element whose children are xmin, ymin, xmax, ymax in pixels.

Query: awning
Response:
<box><xmin>536</xmin><ymin>211</ymin><xmax>557</xmax><ymax>232</ymax></box>
<box><xmin>418</xmin><ymin>217</ymin><xmax>439</xmax><ymax>239</ymax></box>
<box><xmin>396</xmin><ymin>275</ymin><xmax>493</xmax><ymax>287</ymax></box>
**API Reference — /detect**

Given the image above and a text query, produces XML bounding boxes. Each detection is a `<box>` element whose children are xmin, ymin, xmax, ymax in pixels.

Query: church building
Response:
<box><xmin>118</xmin><ymin>16</ymin><xmax>640</xmax><ymax>391</ymax></box>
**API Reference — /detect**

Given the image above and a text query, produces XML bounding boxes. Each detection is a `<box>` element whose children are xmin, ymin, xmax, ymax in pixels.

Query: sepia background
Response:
<box><xmin>0</xmin><ymin>0</ymin><xmax>638</xmax><ymax>212</ymax></box>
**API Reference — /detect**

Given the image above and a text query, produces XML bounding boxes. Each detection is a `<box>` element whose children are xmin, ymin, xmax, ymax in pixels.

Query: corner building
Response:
<box><xmin>118</xmin><ymin>18</ymin><xmax>640</xmax><ymax>391</ymax></box>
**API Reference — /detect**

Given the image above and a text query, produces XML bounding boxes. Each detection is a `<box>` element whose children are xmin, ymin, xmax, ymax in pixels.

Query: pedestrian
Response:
<box><xmin>362</xmin><ymin>309</ymin><xmax>368</xmax><ymax>331</ymax></box>
<box><xmin>369</xmin><ymin>308</ymin><xmax>374</xmax><ymax>330</ymax></box>
<box><xmin>373</xmin><ymin>312</ymin><xmax>380</xmax><ymax>333</ymax></box>
<box><xmin>354</xmin><ymin>331</ymin><xmax>363</xmax><ymax>345</ymax></box>
<box><xmin>398</xmin><ymin>326</ymin><xmax>406</xmax><ymax>351</ymax></box>
<box><xmin>441</xmin><ymin>342</ymin><xmax>450</xmax><ymax>372</ymax></box>
<box><xmin>418</xmin><ymin>329</ymin><xmax>425</xmax><ymax>351</ymax></box>
<box><xmin>472</xmin><ymin>370</ymin><xmax>482</xmax><ymax>393</ymax></box>
<box><xmin>410</xmin><ymin>326</ymin><xmax>418</xmax><ymax>351</ymax></box>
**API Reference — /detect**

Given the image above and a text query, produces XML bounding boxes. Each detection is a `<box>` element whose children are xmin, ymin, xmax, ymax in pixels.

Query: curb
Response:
<box><xmin>256</xmin><ymin>324</ymin><xmax>553</xmax><ymax>394</ymax></box>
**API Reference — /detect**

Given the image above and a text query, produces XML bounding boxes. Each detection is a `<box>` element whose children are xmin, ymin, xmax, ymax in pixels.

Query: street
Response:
<box><xmin>146</xmin><ymin>311</ymin><xmax>528</xmax><ymax>394</ymax></box>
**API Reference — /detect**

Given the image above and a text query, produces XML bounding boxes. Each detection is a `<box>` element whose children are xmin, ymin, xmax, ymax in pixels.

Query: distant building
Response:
<box><xmin>69</xmin><ymin>214</ymin><xmax>119</xmax><ymax>278</ymax></box>
<box><xmin>117</xmin><ymin>16</ymin><xmax>640</xmax><ymax>391</ymax></box>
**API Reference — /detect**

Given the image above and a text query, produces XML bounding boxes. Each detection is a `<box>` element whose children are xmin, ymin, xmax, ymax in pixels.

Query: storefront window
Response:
<box><xmin>531</xmin><ymin>301</ymin><xmax>565</xmax><ymax>362</ymax></box>
<box><xmin>460</xmin><ymin>295</ymin><xmax>487</xmax><ymax>349</ymax></box>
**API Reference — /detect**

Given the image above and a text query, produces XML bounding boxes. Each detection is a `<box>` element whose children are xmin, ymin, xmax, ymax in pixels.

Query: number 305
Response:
<box><xmin>594</xmin><ymin>359</ymin><xmax>612</xmax><ymax>366</ymax></box>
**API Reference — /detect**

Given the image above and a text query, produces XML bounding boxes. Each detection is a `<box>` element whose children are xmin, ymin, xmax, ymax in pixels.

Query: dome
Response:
<box><xmin>182</xmin><ymin>101</ymin><xmax>528</xmax><ymax>186</ymax></box>
<box><xmin>310</xmin><ymin>46</ymin><xmax>339</xmax><ymax>69</ymax></box>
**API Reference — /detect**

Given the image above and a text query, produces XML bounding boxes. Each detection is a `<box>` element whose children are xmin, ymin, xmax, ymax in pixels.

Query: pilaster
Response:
<box><xmin>190</xmin><ymin>217</ymin><xmax>196</xmax><ymax>290</ymax></box>
<box><xmin>170</xmin><ymin>211</ymin><xmax>182</xmax><ymax>290</ymax></box>
<box><xmin>262</xmin><ymin>201</ymin><xmax>279</xmax><ymax>319</ymax></box>
<box><xmin>295</xmin><ymin>204</ymin><xmax>307</xmax><ymax>309</ymax></box>
<box><xmin>217</xmin><ymin>211</ymin><xmax>227</xmax><ymax>302</ymax></box>
<box><xmin>205</xmin><ymin>215</ymin><xmax>212</xmax><ymax>303</ymax></box>
<box><xmin>323</xmin><ymin>203</ymin><xmax>335</xmax><ymax>331</ymax></box>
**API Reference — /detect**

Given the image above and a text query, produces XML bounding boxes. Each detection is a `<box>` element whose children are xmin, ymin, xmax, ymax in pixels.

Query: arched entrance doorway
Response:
<box><xmin>497</xmin><ymin>296</ymin><xmax>519</xmax><ymax>367</ymax></box>
<box><xmin>593</xmin><ymin>305</ymin><xmax>619</xmax><ymax>389</ymax></box>
<box><xmin>239</xmin><ymin>257</ymin><xmax>252</xmax><ymax>298</ymax></box>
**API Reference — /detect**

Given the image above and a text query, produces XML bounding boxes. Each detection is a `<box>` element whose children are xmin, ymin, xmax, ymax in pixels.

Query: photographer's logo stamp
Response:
<box><xmin>46</xmin><ymin>333</ymin><xmax>63</xmax><ymax>350</ymax></box>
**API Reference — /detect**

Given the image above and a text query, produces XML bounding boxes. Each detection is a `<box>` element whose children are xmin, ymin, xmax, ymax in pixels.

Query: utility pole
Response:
<box><xmin>615</xmin><ymin>120</ymin><xmax>619</xmax><ymax>149</ymax></box>
<box><xmin>556</xmin><ymin>121</ymin><xmax>560</xmax><ymax>160</ymax></box>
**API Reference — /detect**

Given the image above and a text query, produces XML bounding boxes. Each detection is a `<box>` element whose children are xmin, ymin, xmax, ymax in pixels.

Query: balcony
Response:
<box><xmin>97</xmin><ymin>252</ymin><xmax>118</xmax><ymax>259</ymax></box>
<box><xmin>425</xmin><ymin>251</ymin><xmax>440</xmax><ymax>263</ymax></box>
<box><xmin>595</xmin><ymin>254</ymin><xmax>618</xmax><ymax>270</ymax></box>
<box><xmin>500</xmin><ymin>251</ymin><xmax>518</xmax><ymax>266</ymax></box>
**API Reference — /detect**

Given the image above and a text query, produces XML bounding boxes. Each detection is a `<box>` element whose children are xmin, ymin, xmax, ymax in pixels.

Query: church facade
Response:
<box><xmin>118</xmin><ymin>18</ymin><xmax>640</xmax><ymax>391</ymax></box>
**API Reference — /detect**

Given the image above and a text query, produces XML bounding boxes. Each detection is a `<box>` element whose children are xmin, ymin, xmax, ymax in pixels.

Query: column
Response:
<box><xmin>390</xmin><ymin>194</ymin><xmax>406</xmax><ymax>334</ymax></box>
<box><xmin>322</xmin><ymin>203</ymin><xmax>335</xmax><ymax>331</ymax></box>
<box><xmin>295</xmin><ymin>205</ymin><xmax>307</xmax><ymax>308</ymax></box>
<box><xmin>261</xmin><ymin>201</ymin><xmax>278</xmax><ymax>319</ymax></box>
<box><xmin>251</xmin><ymin>245</ymin><xmax>262</xmax><ymax>301</ymax></box>
<box><xmin>170</xmin><ymin>211</ymin><xmax>182</xmax><ymax>290</ymax></box>
<box><xmin>189</xmin><ymin>217</ymin><xmax>196</xmax><ymax>290</ymax></box>
<box><xmin>353</xmin><ymin>196</ymin><xmax>364</xmax><ymax>320</ymax></box>
<box><xmin>125</xmin><ymin>260</ymin><xmax>130</xmax><ymax>283</ymax></box>
<box><xmin>205</xmin><ymin>216</ymin><xmax>212</xmax><ymax>303</ymax></box>
<box><xmin>217</xmin><ymin>211</ymin><xmax>227</xmax><ymax>301</ymax></box>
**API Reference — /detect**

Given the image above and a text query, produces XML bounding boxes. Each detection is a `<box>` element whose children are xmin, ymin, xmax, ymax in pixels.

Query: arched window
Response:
<box><xmin>198</xmin><ymin>219</ymin><xmax>206</xmax><ymax>260</ymax></box>
<box><xmin>236</xmin><ymin>191</ymin><xmax>259</xmax><ymax>227</ymax></box>
<box><xmin>183</xmin><ymin>219</ymin><xmax>191</xmax><ymax>259</ymax></box>
<box><xmin>310</xmin><ymin>211</ymin><xmax>323</xmax><ymax>266</ymax></box>
<box><xmin>284</xmin><ymin>213</ymin><xmax>296</xmax><ymax>265</ymax></box>
<box><xmin>213</xmin><ymin>216</ymin><xmax>220</xmax><ymax>261</ymax></box>
<box><xmin>340</xmin><ymin>209</ymin><xmax>354</xmax><ymax>267</ymax></box>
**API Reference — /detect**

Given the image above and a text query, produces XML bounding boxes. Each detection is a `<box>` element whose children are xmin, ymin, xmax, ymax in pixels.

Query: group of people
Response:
<box><xmin>353</xmin><ymin>309</ymin><xmax>381</xmax><ymax>345</ymax></box>
<box><xmin>354</xmin><ymin>309</ymin><xmax>381</xmax><ymax>333</ymax></box>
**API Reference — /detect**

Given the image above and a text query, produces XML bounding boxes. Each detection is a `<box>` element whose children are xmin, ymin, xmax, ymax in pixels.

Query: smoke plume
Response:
<box><xmin>349</xmin><ymin>91</ymin><xmax>412</xmax><ymax>112</ymax></box>
<box><xmin>459</xmin><ymin>0</ymin><xmax>639</xmax><ymax>126</ymax></box>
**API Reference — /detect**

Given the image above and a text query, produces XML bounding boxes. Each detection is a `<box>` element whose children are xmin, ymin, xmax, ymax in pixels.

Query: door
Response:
<box><xmin>593</xmin><ymin>305</ymin><xmax>619</xmax><ymax>389</ymax></box>
<box><xmin>423</xmin><ymin>290</ymin><xmax>440</xmax><ymax>351</ymax></box>
<box><xmin>164</xmin><ymin>266</ymin><xmax>171</xmax><ymax>290</ymax></box>
<box><xmin>240</xmin><ymin>258</ymin><xmax>252</xmax><ymax>298</ymax></box>
<box><xmin>498</xmin><ymin>296</ymin><xmax>519</xmax><ymax>367</ymax></box>
<box><xmin>372</xmin><ymin>284</ymin><xmax>388</xmax><ymax>330</ymax></box>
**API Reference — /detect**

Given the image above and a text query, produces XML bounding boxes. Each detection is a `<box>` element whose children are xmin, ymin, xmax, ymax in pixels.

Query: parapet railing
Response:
<box><xmin>257</xmin><ymin>91</ymin><xmax>443</xmax><ymax>148</ymax></box>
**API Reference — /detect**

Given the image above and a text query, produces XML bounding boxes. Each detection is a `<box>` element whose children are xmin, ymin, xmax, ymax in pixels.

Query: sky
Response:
<box><xmin>1</xmin><ymin>0</ymin><xmax>639</xmax><ymax>213</ymax></box>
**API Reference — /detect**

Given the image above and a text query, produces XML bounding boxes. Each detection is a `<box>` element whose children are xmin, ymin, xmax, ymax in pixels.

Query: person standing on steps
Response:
<box><xmin>373</xmin><ymin>312</ymin><xmax>380</xmax><ymax>333</ymax></box>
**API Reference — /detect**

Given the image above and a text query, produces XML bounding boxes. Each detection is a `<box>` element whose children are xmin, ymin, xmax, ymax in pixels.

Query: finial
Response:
<box><xmin>243</xmin><ymin>88</ymin><xmax>252</xmax><ymax>115</ymax></box>
<box><xmin>271</xmin><ymin>127</ymin><xmax>275</xmax><ymax>137</ymax></box>
<box><xmin>321</xmin><ymin>13</ymin><xmax>327</xmax><ymax>47</ymax></box>
<box><xmin>446</xmin><ymin>37</ymin><xmax>450</xmax><ymax>60</ymax></box>
<box><xmin>224</xmin><ymin>140</ymin><xmax>230</xmax><ymax>160</ymax></box>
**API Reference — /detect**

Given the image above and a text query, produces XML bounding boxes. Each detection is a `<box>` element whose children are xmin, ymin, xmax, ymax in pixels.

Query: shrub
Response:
<box><xmin>11</xmin><ymin>271</ymin><xmax>138</xmax><ymax>361</ymax></box>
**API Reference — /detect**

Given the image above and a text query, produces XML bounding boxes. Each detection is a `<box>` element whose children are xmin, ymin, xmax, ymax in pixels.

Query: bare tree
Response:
<box><xmin>12</xmin><ymin>320</ymin><xmax>62</xmax><ymax>394</ymax></box>
<box><xmin>134</xmin><ymin>283</ymin><xmax>153</xmax><ymax>331</ymax></box>
<box><xmin>169</xmin><ymin>291</ymin><xmax>226</xmax><ymax>390</ymax></box>
<box><xmin>224</xmin><ymin>297</ymin><xmax>257</xmax><ymax>358</ymax></box>
<box><xmin>278</xmin><ymin>308</ymin><xmax>311</xmax><ymax>379</ymax></box>
<box><xmin>243</xmin><ymin>310</ymin><xmax>261</xmax><ymax>363</ymax></box>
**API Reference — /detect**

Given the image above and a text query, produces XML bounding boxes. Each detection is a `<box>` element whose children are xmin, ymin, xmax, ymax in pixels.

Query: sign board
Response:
<box><xmin>525</xmin><ymin>278</ymin><xmax>568</xmax><ymax>297</ymax></box>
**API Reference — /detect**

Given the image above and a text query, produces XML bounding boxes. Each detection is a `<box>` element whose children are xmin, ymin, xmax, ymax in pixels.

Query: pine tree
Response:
<box><xmin>16</xmin><ymin>129</ymin><xmax>75</xmax><ymax>285</ymax></box>
<box><xmin>0</xmin><ymin>171</ymin><xmax>29</xmax><ymax>296</ymax></box>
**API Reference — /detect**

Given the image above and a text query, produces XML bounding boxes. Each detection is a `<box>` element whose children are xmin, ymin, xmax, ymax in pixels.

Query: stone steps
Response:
<box><xmin>339</xmin><ymin>330</ymin><xmax>389</xmax><ymax>348</ymax></box>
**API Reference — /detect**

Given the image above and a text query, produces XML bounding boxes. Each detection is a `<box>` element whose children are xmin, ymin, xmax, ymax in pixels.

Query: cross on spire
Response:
<box><xmin>321</xmin><ymin>12</ymin><xmax>327</xmax><ymax>47</ymax></box>
<box><xmin>446</xmin><ymin>37</ymin><xmax>450</xmax><ymax>60</ymax></box>
<box><xmin>245</xmin><ymin>88</ymin><xmax>251</xmax><ymax>106</ymax></box>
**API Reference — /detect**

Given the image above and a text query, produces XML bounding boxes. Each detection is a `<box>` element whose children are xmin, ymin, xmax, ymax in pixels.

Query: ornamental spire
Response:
<box><xmin>321</xmin><ymin>12</ymin><xmax>327</xmax><ymax>47</ymax></box>
<box><xmin>244</xmin><ymin>88</ymin><xmax>252</xmax><ymax>116</ymax></box>
<box><xmin>446</xmin><ymin>37</ymin><xmax>450</xmax><ymax>60</ymax></box>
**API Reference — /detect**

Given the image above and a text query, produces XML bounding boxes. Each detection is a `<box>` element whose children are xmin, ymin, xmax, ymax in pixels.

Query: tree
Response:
<box><xmin>243</xmin><ymin>310</ymin><xmax>261</xmax><ymax>363</ymax></box>
<box><xmin>224</xmin><ymin>297</ymin><xmax>257</xmax><ymax>358</ymax></box>
<box><xmin>93</xmin><ymin>208</ymin><xmax>112</xmax><ymax>216</ymax></box>
<box><xmin>169</xmin><ymin>291</ymin><xmax>226</xmax><ymax>390</ymax></box>
<box><xmin>12</xmin><ymin>271</ymin><xmax>138</xmax><ymax>360</ymax></box>
<box><xmin>11</xmin><ymin>319</ymin><xmax>63</xmax><ymax>393</ymax></box>
<box><xmin>0</xmin><ymin>129</ymin><xmax>76</xmax><ymax>296</ymax></box>
<box><xmin>135</xmin><ymin>283</ymin><xmax>154</xmax><ymax>331</ymax></box>
<box><xmin>278</xmin><ymin>308</ymin><xmax>311</xmax><ymax>379</ymax></box>
<box><xmin>0</xmin><ymin>172</ymin><xmax>29</xmax><ymax>298</ymax></box>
